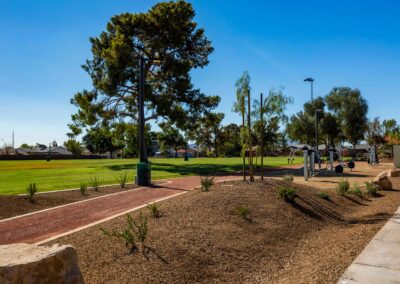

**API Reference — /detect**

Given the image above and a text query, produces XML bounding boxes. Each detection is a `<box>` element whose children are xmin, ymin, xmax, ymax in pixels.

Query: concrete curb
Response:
<box><xmin>338</xmin><ymin>174</ymin><xmax>400</xmax><ymax>284</ymax></box>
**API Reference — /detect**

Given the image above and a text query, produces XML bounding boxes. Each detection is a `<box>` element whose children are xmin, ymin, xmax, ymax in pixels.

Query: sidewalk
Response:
<box><xmin>0</xmin><ymin>175</ymin><xmax>242</xmax><ymax>245</ymax></box>
<box><xmin>338</xmin><ymin>177</ymin><xmax>400</xmax><ymax>284</ymax></box>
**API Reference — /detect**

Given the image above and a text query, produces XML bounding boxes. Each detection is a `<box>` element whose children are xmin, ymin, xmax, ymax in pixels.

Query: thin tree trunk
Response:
<box><xmin>242</xmin><ymin>95</ymin><xmax>246</xmax><ymax>181</ymax></box>
<box><xmin>260</xmin><ymin>93</ymin><xmax>264</xmax><ymax>181</ymax></box>
<box><xmin>248</xmin><ymin>90</ymin><xmax>254</xmax><ymax>182</ymax></box>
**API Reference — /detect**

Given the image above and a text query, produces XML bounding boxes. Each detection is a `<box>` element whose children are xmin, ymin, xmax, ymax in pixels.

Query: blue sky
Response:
<box><xmin>0</xmin><ymin>0</ymin><xmax>399</xmax><ymax>146</ymax></box>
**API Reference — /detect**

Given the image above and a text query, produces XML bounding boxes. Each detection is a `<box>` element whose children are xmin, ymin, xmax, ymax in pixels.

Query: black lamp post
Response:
<box><xmin>304</xmin><ymin>77</ymin><xmax>314</xmax><ymax>101</ymax></box>
<box><xmin>136</xmin><ymin>56</ymin><xmax>151</xmax><ymax>186</ymax></box>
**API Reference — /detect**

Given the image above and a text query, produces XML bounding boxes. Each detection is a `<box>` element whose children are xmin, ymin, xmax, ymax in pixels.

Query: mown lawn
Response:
<box><xmin>0</xmin><ymin>156</ymin><xmax>302</xmax><ymax>194</ymax></box>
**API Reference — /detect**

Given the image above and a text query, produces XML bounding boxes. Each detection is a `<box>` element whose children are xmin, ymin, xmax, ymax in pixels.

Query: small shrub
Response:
<box><xmin>200</xmin><ymin>175</ymin><xmax>215</xmax><ymax>192</ymax></box>
<box><xmin>282</xmin><ymin>174</ymin><xmax>294</xmax><ymax>182</ymax></box>
<box><xmin>317</xmin><ymin>191</ymin><xmax>330</xmax><ymax>201</ymax></box>
<box><xmin>100</xmin><ymin>212</ymin><xmax>148</xmax><ymax>253</ymax></box>
<box><xmin>26</xmin><ymin>183</ymin><xmax>37</xmax><ymax>203</ymax></box>
<box><xmin>235</xmin><ymin>206</ymin><xmax>251</xmax><ymax>222</ymax></box>
<box><xmin>336</xmin><ymin>178</ymin><xmax>350</xmax><ymax>195</ymax></box>
<box><xmin>147</xmin><ymin>202</ymin><xmax>161</xmax><ymax>218</ymax></box>
<box><xmin>277</xmin><ymin>186</ymin><xmax>297</xmax><ymax>203</ymax></box>
<box><xmin>349</xmin><ymin>183</ymin><xmax>363</xmax><ymax>197</ymax></box>
<box><xmin>117</xmin><ymin>172</ymin><xmax>129</xmax><ymax>189</ymax></box>
<box><xmin>89</xmin><ymin>176</ymin><xmax>102</xmax><ymax>191</ymax></box>
<box><xmin>79</xmin><ymin>183</ymin><xmax>87</xmax><ymax>196</ymax></box>
<box><xmin>365</xmin><ymin>181</ymin><xmax>379</xmax><ymax>196</ymax></box>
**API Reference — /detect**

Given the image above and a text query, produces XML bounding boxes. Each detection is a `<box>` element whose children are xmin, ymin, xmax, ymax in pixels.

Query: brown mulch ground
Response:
<box><xmin>49</xmin><ymin>178</ymin><xmax>400</xmax><ymax>283</ymax></box>
<box><xmin>0</xmin><ymin>184</ymin><xmax>139</xmax><ymax>220</ymax></box>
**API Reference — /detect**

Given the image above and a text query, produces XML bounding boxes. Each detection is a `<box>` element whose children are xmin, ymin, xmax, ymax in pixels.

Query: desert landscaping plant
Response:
<box><xmin>317</xmin><ymin>191</ymin><xmax>330</xmax><ymax>201</ymax></box>
<box><xmin>277</xmin><ymin>186</ymin><xmax>297</xmax><ymax>203</ymax></box>
<box><xmin>349</xmin><ymin>183</ymin><xmax>363</xmax><ymax>197</ymax></box>
<box><xmin>200</xmin><ymin>175</ymin><xmax>215</xmax><ymax>192</ymax></box>
<box><xmin>365</xmin><ymin>181</ymin><xmax>379</xmax><ymax>196</ymax></box>
<box><xmin>80</xmin><ymin>183</ymin><xmax>87</xmax><ymax>196</ymax></box>
<box><xmin>89</xmin><ymin>176</ymin><xmax>102</xmax><ymax>191</ymax></box>
<box><xmin>282</xmin><ymin>173</ymin><xmax>294</xmax><ymax>182</ymax></box>
<box><xmin>234</xmin><ymin>206</ymin><xmax>251</xmax><ymax>222</ymax></box>
<box><xmin>26</xmin><ymin>183</ymin><xmax>38</xmax><ymax>203</ymax></box>
<box><xmin>100</xmin><ymin>212</ymin><xmax>148</xmax><ymax>253</ymax></box>
<box><xmin>336</xmin><ymin>178</ymin><xmax>350</xmax><ymax>195</ymax></box>
<box><xmin>147</xmin><ymin>202</ymin><xmax>162</xmax><ymax>218</ymax></box>
<box><xmin>117</xmin><ymin>172</ymin><xmax>129</xmax><ymax>189</ymax></box>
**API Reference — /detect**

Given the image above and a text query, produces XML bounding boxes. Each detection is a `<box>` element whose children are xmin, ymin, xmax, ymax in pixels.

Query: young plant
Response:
<box><xmin>336</xmin><ymin>178</ymin><xmax>350</xmax><ymax>195</ymax></box>
<box><xmin>365</xmin><ymin>181</ymin><xmax>379</xmax><ymax>196</ymax></box>
<box><xmin>26</xmin><ymin>183</ymin><xmax>38</xmax><ymax>203</ymax></box>
<box><xmin>277</xmin><ymin>186</ymin><xmax>297</xmax><ymax>203</ymax></box>
<box><xmin>349</xmin><ymin>183</ymin><xmax>363</xmax><ymax>197</ymax></box>
<box><xmin>235</xmin><ymin>206</ymin><xmax>251</xmax><ymax>222</ymax></box>
<box><xmin>79</xmin><ymin>183</ymin><xmax>87</xmax><ymax>196</ymax></box>
<box><xmin>147</xmin><ymin>202</ymin><xmax>162</xmax><ymax>218</ymax></box>
<box><xmin>282</xmin><ymin>173</ymin><xmax>294</xmax><ymax>182</ymax></box>
<box><xmin>317</xmin><ymin>191</ymin><xmax>330</xmax><ymax>201</ymax></box>
<box><xmin>100</xmin><ymin>212</ymin><xmax>148</xmax><ymax>253</ymax></box>
<box><xmin>89</xmin><ymin>176</ymin><xmax>102</xmax><ymax>192</ymax></box>
<box><xmin>200</xmin><ymin>175</ymin><xmax>215</xmax><ymax>192</ymax></box>
<box><xmin>117</xmin><ymin>172</ymin><xmax>129</xmax><ymax>189</ymax></box>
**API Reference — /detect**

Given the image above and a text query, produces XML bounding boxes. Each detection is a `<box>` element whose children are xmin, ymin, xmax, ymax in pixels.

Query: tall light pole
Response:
<box><xmin>304</xmin><ymin>77</ymin><xmax>314</xmax><ymax>101</ymax></box>
<box><xmin>137</xmin><ymin>56</ymin><xmax>151</xmax><ymax>186</ymax></box>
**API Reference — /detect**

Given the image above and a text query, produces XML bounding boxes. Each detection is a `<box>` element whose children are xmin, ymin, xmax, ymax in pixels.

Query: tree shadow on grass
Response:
<box><xmin>107</xmin><ymin>162</ymin><xmax>243</xmax><ymax>176</ymax></box>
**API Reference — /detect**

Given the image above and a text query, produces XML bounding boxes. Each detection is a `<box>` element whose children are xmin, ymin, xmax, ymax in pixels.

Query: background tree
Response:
<box><xmin>326</xmin><ymin>87</ymin><xmax>368</xmax><ymax>154</ymax></box>
<box><xmin>252</xmin><ymin>87</ymin><xmax>293</xmax><ymax>154</ymax></box>
<box><xmin>69</xmin><ymin>1</ymin><xmax>219</xmax><ymax>146</ymax></box>
<box><xmin>287</xmin><ymin>111</ymin><xmax>315</xmax><ymax>145</ymax></box>
<box><xmin>123</xmin><ymin>124</ymin><xmax>153</xmax><ymax>157</ymax></box>
<box><xmin>198</xmin><ymin>112</ymin><xmax>225</xmax><ymax>157</ymax></box>
<box><xmin>82</xmin><ymin>126</ymin><xmax>124</xmax><ymax>157</ymax></box>
<box><xmin>219</xmin><ymin>123</ymin><xmax>242</xmax><ymax>157</ymax></box>
<box><xmin>157</xmin><ymin>123</ymin><xmax>186</xmax><ymax>157</ymax></box>
<box><xmin>64</xmin><ymin>140</ymin><xmax>83</xmax><ymax>155</ymax></box>
<box><xmin>365</xmin><ymin>117</ymin><xmax>385</xmax><ymax>145</ymax></box>
<box><xmin>233</xmin><ymin>71</ymin><xmax>251</xmax><ymax>180</ymax></box>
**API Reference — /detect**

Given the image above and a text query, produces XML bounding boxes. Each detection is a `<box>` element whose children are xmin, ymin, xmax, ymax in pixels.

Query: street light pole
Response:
<box><xmin>137</xmin><ymin>56</ymin><xmax>151</xmax><ymax>186</ymax></box>
<box><xmin>304</xmin><ymin>77</ymin><xmax>314</xmax><ymax>101</ymax></box>
<box><xmin>138</xmin><ymin>56</ymin><xmax>147</xmax><ymax>164</ymax></box>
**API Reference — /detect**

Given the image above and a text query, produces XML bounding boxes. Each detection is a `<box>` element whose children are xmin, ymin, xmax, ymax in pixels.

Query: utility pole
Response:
<box><xmin>260</xmin><ymin>93</ymin><xmax>264</xmax><ymax>181</ymax></box>
<box><xmin>137</xmin><ymin>56</ymin><xmax>151</xmax><ymax>186</ymax></box>
<box><xmin>242</xmin><ymin>95</ymin><xmax>246</xmax><ymax>181</ymax></box>
<box><xmin>248</xmin><ymin>89</ymin><xmax>254</xmax><ymax>182</ymax></box>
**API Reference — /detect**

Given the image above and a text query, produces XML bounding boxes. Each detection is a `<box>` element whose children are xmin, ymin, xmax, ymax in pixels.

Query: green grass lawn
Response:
<box><xmin>0</xmin><ymin>156</ymin><xmax>303</xmax><ymax>195</ymax></box>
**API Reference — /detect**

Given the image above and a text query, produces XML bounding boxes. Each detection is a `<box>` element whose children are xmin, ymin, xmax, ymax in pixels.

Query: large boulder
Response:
<box><xmin>373</xmin><ymin>175</ymin><xmax>393</xmax><ymax>190</ymax></box>
<box><xmin>390</xmin><ymin>169</ymin><xmax>400</xmax><ymax>177</ymax></box>
<box><xmin>0</xmin><ymin>243</ymin><xmax>84</xmax><ymax>284</ymax></box>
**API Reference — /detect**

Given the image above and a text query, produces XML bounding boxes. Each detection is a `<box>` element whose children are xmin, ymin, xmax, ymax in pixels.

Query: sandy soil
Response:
<box><xmin>47</xmin><ymin>177</ymin><xmax>400</xmax><ymax>283</ymax></box>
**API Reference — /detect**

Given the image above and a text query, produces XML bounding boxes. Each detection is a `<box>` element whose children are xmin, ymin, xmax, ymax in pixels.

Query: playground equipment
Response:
<box><xmin>368</xmin><ymin>145</ymin><xmax>377</xmax><ymax>166</ymax></box>
<box><xmin>394</xmin><ymin>145</ymin><xmax>400</xmax><ymax>168</ymax></box>
<box><xmin>289</xmin><ymin>144</ymin><xmax>355</xmax><ymax>180</ymax></box>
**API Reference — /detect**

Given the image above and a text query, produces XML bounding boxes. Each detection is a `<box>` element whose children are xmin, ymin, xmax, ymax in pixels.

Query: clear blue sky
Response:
<box><xmin>1</xmin><ymin>0</ymin><xmax>399</xmax><ymax>146</ymax></box>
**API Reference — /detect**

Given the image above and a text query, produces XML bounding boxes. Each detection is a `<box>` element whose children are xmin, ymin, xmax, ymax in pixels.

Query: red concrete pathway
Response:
<box><xmin>0</xmin><ymin>175</ymin><xmax>243</xmax><ymax>245</ymax></box>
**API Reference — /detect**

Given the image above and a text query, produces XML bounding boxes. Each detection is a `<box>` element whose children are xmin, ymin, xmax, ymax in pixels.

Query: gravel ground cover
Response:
<box><xmin>48</xmin><ymin>177</ymin><xmax>400</xmax><ymax>283</ymax></box>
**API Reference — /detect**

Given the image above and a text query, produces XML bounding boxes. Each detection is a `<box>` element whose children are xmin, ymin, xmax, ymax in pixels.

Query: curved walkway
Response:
<box><xmin>0</xmin><ymin>175</ymin><xmax>243</xmax><ymax>245</ymax></box>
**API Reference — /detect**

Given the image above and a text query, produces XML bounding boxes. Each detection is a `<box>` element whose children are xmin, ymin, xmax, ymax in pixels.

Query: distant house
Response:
<box><xmin>16</xmin><ymin>146</ymin><xmax>72</xmax><ymax>156</ymax></box>
<box><xmin>176</xmin><ymin>148</ymin><xmax>197</xmax><ymax>158</ymax></box>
